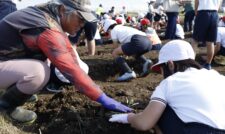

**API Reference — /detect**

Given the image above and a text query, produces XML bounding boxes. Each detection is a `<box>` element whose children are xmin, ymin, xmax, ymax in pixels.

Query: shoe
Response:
<box><xmin>117</xmin><ymin>71</ymin><xmax>136</xmax><ymax>82</ymax></box>
<box><xmin>203</xmin><ymin>63</ymin><xmax>211</xmax><ymax>70</ymax></box>
<box><xmin>26</xmin><ymin>94</ymin><xmax>38</xmax><ymax>103</ymax></box>
<box><xmin>46</xmin><ymin>83</ymin><xmax>64</xmax><ymax>93</ymax></box>
<box><xmin>10</xmin><ymin>107</ymin><xmax>37</xmax><ymax>124</ymax></box>
<box><xmin>140</xmin><ymin>60</ymin><xmax>152</xmax><ymax>77</ymax></box>
<box><xmin>0</xmin><ymin>85</ymin><xmax>37</xmax><ymax>124</ymax></box>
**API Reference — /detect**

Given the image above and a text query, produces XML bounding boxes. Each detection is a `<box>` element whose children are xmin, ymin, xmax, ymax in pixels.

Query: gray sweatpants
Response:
<box><xmin>0</xmin><ymin>59</ymin><xmax>50</xmax><ymax>95</ymax></box>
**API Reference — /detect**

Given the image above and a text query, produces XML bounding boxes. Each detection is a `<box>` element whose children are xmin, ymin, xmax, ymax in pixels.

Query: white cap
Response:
<box><xmin>102</xmin><ymin>19</ymin><xmax>117</xmax><ymax>32</ymax></box>
<box><xmin>151</xmin><ymin>40</ymin><xmax>195</xmax><ymax>72</ymax></box>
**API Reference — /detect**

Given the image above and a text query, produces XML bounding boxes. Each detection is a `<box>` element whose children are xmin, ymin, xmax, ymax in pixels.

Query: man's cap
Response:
<box><xmin>102</xmin><ymin>19</ymin><xmax>117</xmax><ymax>32</ymax></box>
<box><xmin>151</xmin><ymin>40</ymin><xmax>195</xmax><ymax>72</ymax></box>
<box><xmin>52</xmin><ymin>0</ymin><xmax>97</xmax><ymax>22</ymax></box>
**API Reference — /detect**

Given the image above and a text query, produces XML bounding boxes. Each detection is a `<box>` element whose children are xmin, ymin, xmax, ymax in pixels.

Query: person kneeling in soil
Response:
<box><xmin>102</xmin><ymin>19</ymin><xmax>153</xmax><ymax>81</ymax></box>
<box><xmin>140</xmin><ymin>18</ymin><xmax>162</xmax><ymax>51</ymax></box>
<box><xmin>0</xmin><ymin>0</ymin><xmax>132</xmax><ymax>124</ymax></box>
<box><xmin>109</xmin><ymin>40</ymin><xmax>225</xmax><ymax>134</ymax></box>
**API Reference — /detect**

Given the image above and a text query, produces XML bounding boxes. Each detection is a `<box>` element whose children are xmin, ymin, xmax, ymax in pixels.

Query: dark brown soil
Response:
<box><xmin>14</xmin><ymin>34</ymin><xmax>225</xmax><ymax>134</ymax></box>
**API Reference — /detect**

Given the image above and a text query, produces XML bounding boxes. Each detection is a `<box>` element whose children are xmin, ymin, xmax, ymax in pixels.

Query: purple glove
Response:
<box><xmin>97</xmin><ymin>93</ymin><xmax>132</xmax><ymax>112</ymax></box>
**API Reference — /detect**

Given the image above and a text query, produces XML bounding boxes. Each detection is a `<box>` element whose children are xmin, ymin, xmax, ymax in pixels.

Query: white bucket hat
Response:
<box><xmin>102</xmin><ymin>19</ymin><xmax>117</xmax><ymax>32</ymax></box>
<box><xmin>151</xmin><ymin>40</ymin><xmax>195</xmax><ymax>72</ymax></box>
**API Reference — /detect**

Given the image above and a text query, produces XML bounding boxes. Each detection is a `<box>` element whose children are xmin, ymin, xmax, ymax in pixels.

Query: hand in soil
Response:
<box><xmin>97</xmin><ymin>93</ymin><xmax>133</xmax><ymax>112</ymax></box>
<box><xmin>109</xmin><ymin>113</ymin><xmax>129</xmax><ymax>124</ymax></box>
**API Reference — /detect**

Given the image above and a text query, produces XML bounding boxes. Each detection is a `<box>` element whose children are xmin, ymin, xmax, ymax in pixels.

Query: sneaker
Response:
<box><xmin>26</xmin><ymin>94</ymin><xmax>38</xmax><ymax>103</ymax></box>
<box><xmin>117</xmin><ymin>71</ymin><xmax>136</xmax><ymax>82</ymax></box>
<box><xmin>140</xmin><ymin>60</ymin><xmax>152</xmax><ymax>77</ymax></box>
<box><xmin>46</xmin><ymin>83</ymin><xmax>64</xmax><ymax>93</ymax></box>
<box><xmin>203</xmin><ymin>63</ymin><xmax>211</xmax><ymax>70</ymax></box>
<box><xmin>10</xmin><ymin>107</ymin><xmax>37</xmax><ymax>124</ymax></box>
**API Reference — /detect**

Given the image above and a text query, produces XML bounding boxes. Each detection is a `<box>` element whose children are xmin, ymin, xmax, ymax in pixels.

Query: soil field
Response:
<box><xmin>13</xmin><ymin>34</ymin><xmax>225</xmax><ymax>134</ymax></box>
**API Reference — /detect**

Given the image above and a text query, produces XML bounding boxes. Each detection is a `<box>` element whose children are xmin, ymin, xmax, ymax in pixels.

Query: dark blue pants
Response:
<box><xmin>165</xmin><ymin>12</ymin><xmax>178</xmax><ymax>39</ymax></box>
<box><xmin>184</xmin><ymin>10</ymin><xmax>195</xmax><ymax>32</ymax></box>
<box><xmin>158</xmin><ymin>106</ymin><xmax>225</xmax><ymax>134</ymax></box>
<box><xmin>0</xmin><ymin>1</ymin><xmax>17</xmax><ymax>20</ymax></box>
<box><xmin>121</xmin><ymin>34</ymin><xmax>152</xmax><ymax>56</ymax></box>
<box><xmin>193</xmin><ymin>10</ymin><xmax>218</xmax><ymax>42</ymax></box>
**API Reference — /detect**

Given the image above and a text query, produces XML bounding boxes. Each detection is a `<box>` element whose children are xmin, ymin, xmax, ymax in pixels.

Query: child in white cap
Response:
<box><xmin>109</xmin><ymin>40</ymin><xmax>225</xmax><ymax>134</ymax></box>
<box><xmin>103</xmin><ymin>19</ymin><xmax>153</xmax><ymax>81</ymax></box>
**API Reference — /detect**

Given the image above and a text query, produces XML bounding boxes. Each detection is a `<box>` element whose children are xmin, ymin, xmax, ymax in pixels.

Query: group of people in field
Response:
<box><xmin>0</xmin><ymin>0</ymin><xmax>225</xmax><ymax>133</ymax></box>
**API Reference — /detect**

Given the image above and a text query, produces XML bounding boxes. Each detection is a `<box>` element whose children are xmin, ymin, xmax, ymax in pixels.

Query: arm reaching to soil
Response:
<box><xmin>109</xmin><ymin>101</ymin><xmax>165</xmax><ymax>131</ymax></box>
<box><xmin>97</xmin><ymin>93</ymin><xmax>132</xmax><ymax>112</ymax></box>
<box><xmin>32</xmin><ymin>29</ymin><xmax>131</xmax><ymax>112</ymax></box>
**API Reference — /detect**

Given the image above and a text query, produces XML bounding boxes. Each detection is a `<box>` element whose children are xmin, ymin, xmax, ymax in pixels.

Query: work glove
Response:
<box><xmin>97</xmin><ymin>93</ymin><xmax>132</xmax><ymax>113</ymax></box>
<box><xmin>109</xmin><ymin>113</ymin><xmax>129</xmax><ymax>124</ymax></box>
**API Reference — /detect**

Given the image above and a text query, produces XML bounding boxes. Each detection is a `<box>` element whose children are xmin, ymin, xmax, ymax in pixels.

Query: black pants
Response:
<box><xmin>165</xmin><ymin>12</ymin><xmax>178</xmax><ymax>39</ymax></box>
<box><xmin>158</xmin><ymin>106</ymin><xmax>225</xmax><ymax>134</ymax></box>
<box><xmin>184</xmin><ymin>10</ymin><xmax>195</xmax><ymax>32</ymax></box>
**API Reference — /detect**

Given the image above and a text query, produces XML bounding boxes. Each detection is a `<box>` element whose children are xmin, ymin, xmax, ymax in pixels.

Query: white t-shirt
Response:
<box><xmin>197</xmin><ymin>0</ymin><xmax>221</xmax><ymax>11</ymax></box>
<box><xmin>218</xmin><ymin>20</ymin><xmax>225</xmax><ymax>27</ymax></box>
<box><xmin>148</xmin><ymin>4</ymin><xmax>155</xmax><ymax>13</ymax></box>
<box><xmin>94</xmin><ymin>28</ymin><xmax>101</xmax><ymax>40</ymax></box>
<box><xmin>120</xmin><ymin>8</ymin><xmax>127</xmax><ymax>15</ymax></box>
<box><xmin>156</xmin><ymin>5</ymin><xmax>164</xmax><ymax>15</ymax></box>
<box><xmin>163</xmin><ymin>0</ymin><xmax>180</xmax><ymax>12</ymax></box>
<box><xmin>151</xmin><ymin>68</ymin><xmax>225</xmax><ymax>129</ymax></box>
<box><xmin>145</xmin><ymin>27</ymin><xmax>161</xmax><ymax>44</ymax></box>
<box><xmin>176</xmin><ymin>24</ymin><xmax>185</xmax><ymax>39</ymax></box>
<box><xmin>110</xmin><ymin>25</ymin><xmax>146</xmax><ymax>44</ymax></box>
<box><xmin>216</xmin><ymin>27</ymin><xmax>225</xmax><ymax>48</ymax></box>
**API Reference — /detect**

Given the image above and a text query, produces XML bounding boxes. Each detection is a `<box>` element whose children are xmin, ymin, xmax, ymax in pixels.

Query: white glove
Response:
<box><xmin>109</xmin><ymin>113</ymin><xmax>129</xmax><ymax>124</ymax></box>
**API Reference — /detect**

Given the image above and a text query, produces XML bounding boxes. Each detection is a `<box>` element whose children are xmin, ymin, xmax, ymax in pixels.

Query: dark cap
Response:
<box><xmin>53</xmin><ymin>0</ymin><xmax>97</xmax><ymax>22</ymax></box>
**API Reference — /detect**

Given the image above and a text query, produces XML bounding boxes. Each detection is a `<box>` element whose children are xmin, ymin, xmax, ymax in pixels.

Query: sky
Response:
<box><xmin>15</xmin><ymin>0</ymin><xmax>150</xmax><ymax>12</ymax></box>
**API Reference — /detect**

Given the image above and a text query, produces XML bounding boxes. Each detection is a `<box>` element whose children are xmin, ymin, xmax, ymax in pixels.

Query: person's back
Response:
<box><xmin>0</xmin><ymin>7</ymin><xmax>50</xmax><ymax>61</ymax></box>
<box><xmin>111</xmin><ymin>25</ymin><xmax>146</xmax><ymax>44</ymax></box>
<box><xmin>175</xmin><ymin>23</ymin><xmax>184</xmax><ymax>39</ymax></box>
<box><xmin>197</xmin><ymin>0</ymin><xmax>221</xmax><ymax>11</ymax></box>
<box><xmin>163</xmin><ymin>67</ymin><xmax>225</xmax><ymax>129</ymax></box>
<box><xmin>163</xmin><ymin>0</ymin><xmax>179</xmax><ymax>12</ymax></box>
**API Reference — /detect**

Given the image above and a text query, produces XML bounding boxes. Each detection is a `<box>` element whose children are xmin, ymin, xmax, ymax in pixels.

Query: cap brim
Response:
<box><xmin>151</xmin><ymin>62</ymin><xmax>162</xmax><ymax>73</ymax></box>
<box><xmin>78</xmin><ymin>11</ymin><xmax>97</xmax><ymax>22</ymax></box>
